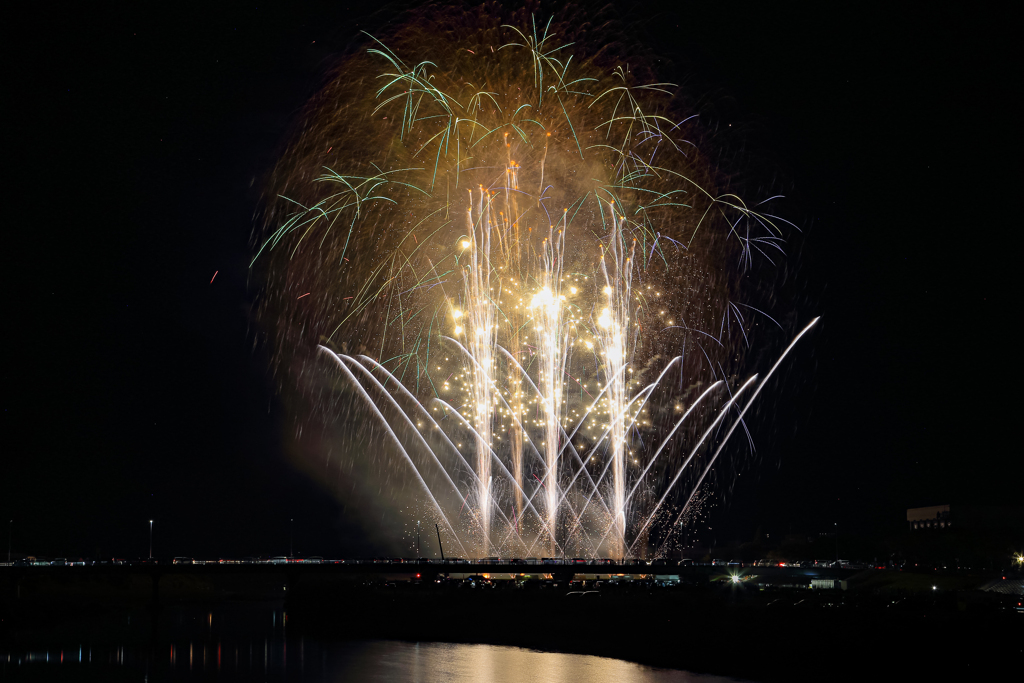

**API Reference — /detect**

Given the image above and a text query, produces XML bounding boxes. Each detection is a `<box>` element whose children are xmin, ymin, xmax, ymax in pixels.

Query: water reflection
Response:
<box><xmin>326</xmin><ymin>641</ymin><xmax>741</xmax><ymax>683</ymax></box>
<box><xmin>2</xmin><ymin>605</ymin><xmax>748</xmax><ymax>682</ymax></box>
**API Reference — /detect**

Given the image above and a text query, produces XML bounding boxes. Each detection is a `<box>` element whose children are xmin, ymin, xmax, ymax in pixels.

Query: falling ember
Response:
<box><xmin>254</xmin><ymin>8</ymin><xmax>816</xmax><ymax>559</ymax></box>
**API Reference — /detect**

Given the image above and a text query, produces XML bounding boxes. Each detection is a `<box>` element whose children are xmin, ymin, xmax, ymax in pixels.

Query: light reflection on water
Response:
<box><xmin>1</xmin><ymin>605</ymin><xmax>750</xmax><ymax>682</ymax></box>
<box><xmin>320</xmin><ymin>641</ymin><xmax>744</xmax><ymax>683</ymax></box>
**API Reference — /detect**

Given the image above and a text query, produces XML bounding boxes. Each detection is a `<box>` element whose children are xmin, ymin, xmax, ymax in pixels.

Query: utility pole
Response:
<box><xmin>289</xmin><ymin>519</ymin><xmax>294</xmax><ymax>559</ymax></box>
<box><xmin>435</xmin><ymin>524</ymin><xmax>445</xmax><ymax>562</ymax></box>
<box><xmin>149</xmin><ymin>520</ymin><xmax>154</xmax><ymax>560</ymax></box>
<box><xmin>835</xmin><ymin>522</ymin><xmax>839</xmax><ymax>563</ymax></box>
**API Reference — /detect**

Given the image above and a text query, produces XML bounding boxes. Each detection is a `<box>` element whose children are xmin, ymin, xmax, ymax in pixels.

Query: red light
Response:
<box><xmin>416</xmin><ymin>573</ymin><xmax>421</xmax><ymax>578</ymax></box>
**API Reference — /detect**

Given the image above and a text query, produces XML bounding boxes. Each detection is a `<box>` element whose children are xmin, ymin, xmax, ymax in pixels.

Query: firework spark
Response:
<box><xmin>254</xmin><ymin>7</ymin><xmax>814</xmax><ymax>558</ymax></box>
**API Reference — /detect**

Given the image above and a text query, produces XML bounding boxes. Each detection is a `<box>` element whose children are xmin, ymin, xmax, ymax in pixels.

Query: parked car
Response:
<box><xmin>462</xmin><ymin>575</ymin><xmax>494</xmax><ymax>588</ymax></box>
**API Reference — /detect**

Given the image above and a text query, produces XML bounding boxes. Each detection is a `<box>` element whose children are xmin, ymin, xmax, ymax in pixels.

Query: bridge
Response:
<box><xmin>1</xmin><ymin>560</ymin><xmax>860</xmax><ymax>606</ymax></box>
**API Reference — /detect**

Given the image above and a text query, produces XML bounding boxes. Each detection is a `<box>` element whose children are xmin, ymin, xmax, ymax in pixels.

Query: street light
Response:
<box><xmin>149</xmin><ymin>520</ymin><xmax>154</xmax><ymax>560</ymax></box>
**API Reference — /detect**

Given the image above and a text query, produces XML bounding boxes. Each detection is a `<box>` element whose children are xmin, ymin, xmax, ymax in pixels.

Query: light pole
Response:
<box><xmin>416</xmin><ymin>520</ymin><xmax>421</xmax><ymax>558</ymax></box>
<box><xmin>149</xmin><ymin>520</ymin><xmax>154</xmax><ymax>560</ymax></box>
<box><xmin>289</xmin><ymin>518</ymin><xmax>294</xmax><ymax>559</ymax></box>
<box><xmin>7</xmin><ymin>520</ymin><xmax>11</xmax><ymax>564</ymax></box>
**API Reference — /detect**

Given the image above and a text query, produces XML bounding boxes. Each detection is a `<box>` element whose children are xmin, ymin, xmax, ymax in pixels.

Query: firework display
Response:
<box><xmin>254</xmin><ymin>7</ymin><xmax>816</xmax><ymax>559</ymax></box>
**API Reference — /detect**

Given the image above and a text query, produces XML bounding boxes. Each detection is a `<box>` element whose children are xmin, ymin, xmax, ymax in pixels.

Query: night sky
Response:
<box><xmin>6</xmin><ymin>1</ymin><xmax>1016</xmax><ymax>560</ymax></box>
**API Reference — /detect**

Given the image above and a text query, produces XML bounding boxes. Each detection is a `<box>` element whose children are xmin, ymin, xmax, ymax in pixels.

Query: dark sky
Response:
<box><xmin>6</xmin><ymin>1</ymin><xmax>1017</xmax><ymax>560</ymax></box>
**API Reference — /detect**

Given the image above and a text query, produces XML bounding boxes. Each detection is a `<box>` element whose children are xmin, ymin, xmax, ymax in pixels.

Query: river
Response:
<box><xmin>2</xmin><ymin>604</ymin><xmax>749</xmax><ymax>682</ymax></box>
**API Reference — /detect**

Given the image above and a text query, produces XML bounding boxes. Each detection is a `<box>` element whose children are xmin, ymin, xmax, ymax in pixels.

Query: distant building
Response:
<box><xmin>907</xmin><ymin>504</ymin><xmax>1024</xmax><ymax>532</ymax></box>
<box><xmin>907</xmin><ymin>505</ymin><xmax>951</xmax><ymax>531</ymax></box>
